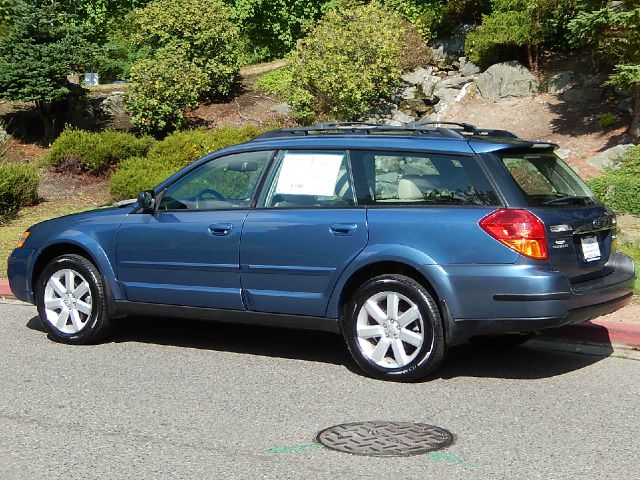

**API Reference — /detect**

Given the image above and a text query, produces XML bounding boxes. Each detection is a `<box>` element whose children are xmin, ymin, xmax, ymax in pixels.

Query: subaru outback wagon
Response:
<box><xmin>8</xmin><ymin>122</ymin><xmax>636</xmax><ymax>381</ymax></box>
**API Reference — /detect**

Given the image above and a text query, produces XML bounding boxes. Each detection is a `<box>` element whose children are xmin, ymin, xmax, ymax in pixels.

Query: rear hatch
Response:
<box><xmin>499</xmin><ymin>152</ymin><xmax>616</xmax><ymax>283</ymax></box>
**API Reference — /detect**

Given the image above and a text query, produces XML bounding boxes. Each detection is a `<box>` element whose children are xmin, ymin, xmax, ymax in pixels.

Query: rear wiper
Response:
<box><xmin>543</xmin><ymin>195</ymin><xmax>588</xmax><ymax>206</ymax></box>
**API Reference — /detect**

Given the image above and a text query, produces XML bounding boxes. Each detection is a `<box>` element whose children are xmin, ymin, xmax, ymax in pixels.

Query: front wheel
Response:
<box><xmin>36</xmin><ymin>254</ymin><xmax>112</xmax><ymax>344</ymax></box>
<box><xmin>343</xmin><ymin>274</ymin><xmax>446</xmax><ymax>382</ymax></box>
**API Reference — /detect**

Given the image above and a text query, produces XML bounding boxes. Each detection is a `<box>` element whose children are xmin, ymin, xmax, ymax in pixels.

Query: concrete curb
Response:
<box><xmin>539</xmin><ymin>319</ymin><xmax>640</xmax><ymax>349</ymax></box>
<box><xmin>0</xmin><ymin>277</ymin><xmax>638</xmax><ymax>349</ymax></box>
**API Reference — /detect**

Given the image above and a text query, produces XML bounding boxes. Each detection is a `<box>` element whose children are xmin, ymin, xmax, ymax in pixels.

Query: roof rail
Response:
<box><xmin>410</xmin><ymin>121</ymin><xmax>520</xmax><ymax>140</ymax></box>
<box><xmin>253</xmin><ymin>122</ymin><xmax>465</xmax><ymax>140</ymax></box>
<box><xmin>252</xmin><ymin>121</ymin><xmax>521</xmax><ymax>142</ymax></box>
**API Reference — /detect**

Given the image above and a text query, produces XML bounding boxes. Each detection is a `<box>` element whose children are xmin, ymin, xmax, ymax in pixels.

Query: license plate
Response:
<box><xmin>581</xmin><ymin>235</ymin><xmax>601</xmax><ymax>262</ymax></box>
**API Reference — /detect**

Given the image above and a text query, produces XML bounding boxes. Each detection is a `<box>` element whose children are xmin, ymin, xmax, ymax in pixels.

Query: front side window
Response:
<box><xmin>259</xmin><ymin>150</ymin><xmax>355</xmax><ymax>208</ymax></box>
<box><xmin>501</xmin><ymin>153</ymin><xmax>597</xmax><ymax>207</ymax></box>
<box><xmin>158</xmin><ymin>151</ymin><xmax>272</xmax><ymax>211</ymax></box>
<box><xmin>349</xmin><ymin>150</ymin><xmax>499</xmax><ymax>206</ymax></box>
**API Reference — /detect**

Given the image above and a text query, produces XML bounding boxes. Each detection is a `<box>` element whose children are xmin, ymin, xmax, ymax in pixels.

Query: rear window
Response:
<box><xmin>350</xmin><ymin>151</ymin><xmax>499</xmax><ymax>206</ymax></box>
<box><xmin>501</xmin><ymin>153</ymin><xmax>598</xmax><ymax>207</ymax></box>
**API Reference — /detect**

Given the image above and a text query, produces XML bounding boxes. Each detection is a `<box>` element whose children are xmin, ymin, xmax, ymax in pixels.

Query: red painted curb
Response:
<box><xmin>0</xmin><ymin>278</ymin><xmax>12</xmax><ymax>298</ymax></box>
<box><xmin>541</xmin><ymin>320</ymin><xmax>640</xmax><ymax>349</ymax></box>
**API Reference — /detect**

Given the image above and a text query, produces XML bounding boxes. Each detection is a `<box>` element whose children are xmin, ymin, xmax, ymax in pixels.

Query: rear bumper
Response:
<box><xmin>440</xmin><ymin>252</ymin><xmax>636</xmax><ymax>345</ymax></box>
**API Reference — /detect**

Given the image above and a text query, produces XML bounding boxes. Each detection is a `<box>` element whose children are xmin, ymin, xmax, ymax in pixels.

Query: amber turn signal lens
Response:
<box><xmin>16</xmin><ymin>231</ymin><xmax>30</xmax><ymax>248</ymax></box>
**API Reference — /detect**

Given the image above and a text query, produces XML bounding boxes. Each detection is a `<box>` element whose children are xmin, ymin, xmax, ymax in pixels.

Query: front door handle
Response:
<box><xmin>330</xmin><ymin>223</ymin><xmax>358</xmax><ymax>236</ymax></box>
<box><xmin>209</xmin><ymin>223</ymin><xmax>233</xmax><ymax>236</ymax></box>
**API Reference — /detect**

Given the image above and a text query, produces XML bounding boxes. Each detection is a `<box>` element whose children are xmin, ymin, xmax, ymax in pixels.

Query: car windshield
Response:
<box><xmin>500</xmin><ymin>152</ymin><xmax>598</xmax><ymax>207</ymax></box>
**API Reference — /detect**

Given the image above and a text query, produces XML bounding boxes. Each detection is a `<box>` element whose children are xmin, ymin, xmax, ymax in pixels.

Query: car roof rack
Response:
<box><xmin>253</xmin><ymin>121</ymin><xmax>522</xmax><ymax>141</ymax></box>
<box><xmin>253</xmin><ymin>122</ymin><xmax>465</xmax><ymax>140</ymax></box>
<box><xmin>407</xmin><ymin>121</ymin><xmax>521</xmax><ymax>139</ymax></box>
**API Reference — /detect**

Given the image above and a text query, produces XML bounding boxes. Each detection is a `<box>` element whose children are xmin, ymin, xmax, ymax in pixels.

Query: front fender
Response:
<box><xmin>31</xmin><ymin>233</ymin><xmax>124</xmax><ymax>301</ymax></box>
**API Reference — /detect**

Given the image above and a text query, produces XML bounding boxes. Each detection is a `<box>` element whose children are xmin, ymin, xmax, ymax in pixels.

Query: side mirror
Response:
<box><xmin>137</xmin><ymin>190</ymin><xmax>156</xmax><ymax>213</ymax></box>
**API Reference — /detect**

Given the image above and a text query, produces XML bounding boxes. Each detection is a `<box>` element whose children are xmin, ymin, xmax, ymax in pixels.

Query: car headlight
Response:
<box><xmin>16</xmin><ymin>231</ymin><xmax>30</xmax><ymax>248</ymax></box>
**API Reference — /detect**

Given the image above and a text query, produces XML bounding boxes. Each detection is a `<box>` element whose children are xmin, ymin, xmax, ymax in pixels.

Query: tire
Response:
<box><xmin>471</xmin><ymin>333</ymin><xmax>533</xmax><ymax>349</ymax></box>
<box><xmin>343</xmin><ymin>274</ymin><xmax>446</xmax><ymax>382</ymax></box>
<box><xmin>35</xmin><ymin>254</ymin><xmax>112</xmax><ymax>344</ymax></box>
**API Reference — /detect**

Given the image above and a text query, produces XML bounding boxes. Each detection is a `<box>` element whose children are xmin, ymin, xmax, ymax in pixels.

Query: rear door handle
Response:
<box><xmin>330</xmin><ymin>223</ymin><xmax>358</xmax><ymax>236</ymax></box>
<box><xmin>209</xmin><ymin>223</ymin><xmax>233</xmax><ymax>236</ymax></box>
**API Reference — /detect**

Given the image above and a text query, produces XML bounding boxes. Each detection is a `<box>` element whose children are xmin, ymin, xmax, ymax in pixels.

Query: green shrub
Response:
<box><xmin>598</xmin><ymin>113</ymin><xmax>618</xmax><ymax>130</ymax></box>
<box><xmin>126</xmin><ymin>49</ymin><xmax>209</xmax><ymax>136</ymax></box>
<box><xmin>44</xmin><ymin>128</ymin><xmax>156</xmax><ymax>175</ymax></box>
<box><xmin>287</xmin><ymin>2</ymin><xmax>407</xmax><ymax>122</ymax></box>
<box><xmin>127</xmin><ymin>0</ymin><xmax>239</xmax><ymax>97</ymax></box>
<box><xmin>0</xmin><ymin>163</ymin><xmax>40</xmax><ymax>223</ymax></box>
<box><xmin>110</xmin><ymin>125</ymin><xmax>265</xmax><ymax>200</ymax></box>
<box><xmin>589</xmin><ymin>145</ymin><xmax>640</xmax><ymax>216</ymax></box>
<box><xmin>590</xmin><ymin>174</ymin><xmax>640</xmax><ymax>216</ymax></box>
<box><xmin>255</xmin><ymin>67</ymin><xmax>295</xmax><ymax>98</ymax></box>
<box><xmin>109</xmin><ymin>156</ymin><xmax>176</xmax><ymax>201</ymax></box>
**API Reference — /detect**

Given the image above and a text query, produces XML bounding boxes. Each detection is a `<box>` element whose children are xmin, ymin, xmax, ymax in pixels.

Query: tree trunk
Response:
<box><xmin>527</xmin><ymin>44</ymin><xmax>534</xmax><ymax>70</ymax></box>
<box><xmin>34</xmin><ymin>102</ymin><xmax>54</xmax><ymax>145</ymax></box>
<box><xmin>631</xmin><ymin>82</ymin><xmax>640</xmax><ymax>144</ymax></box>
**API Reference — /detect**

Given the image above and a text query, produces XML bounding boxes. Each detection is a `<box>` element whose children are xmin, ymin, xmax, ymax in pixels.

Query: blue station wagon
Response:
<box><xmin>7</xmin><ymin>122</ymin><xmax>636</xmax><ymax>381</ymax></box>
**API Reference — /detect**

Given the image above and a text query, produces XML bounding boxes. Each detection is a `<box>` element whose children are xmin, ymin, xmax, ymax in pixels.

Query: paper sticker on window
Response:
<box><xmin>275</xmin><ymin>152</ymin><xmax>344</xmax><ymax>196</ymax></box>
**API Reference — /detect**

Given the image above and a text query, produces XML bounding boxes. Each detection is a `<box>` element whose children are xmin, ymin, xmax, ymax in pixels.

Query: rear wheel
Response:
<box><xmin>343</xmin><ymin>274</ymin><xmax>446</xmax><ymax>382</ymax></box>
<box><xmin>36</xmin><ymin>254</ymin><xmax>112</xmax><ymax>344</ymax></box>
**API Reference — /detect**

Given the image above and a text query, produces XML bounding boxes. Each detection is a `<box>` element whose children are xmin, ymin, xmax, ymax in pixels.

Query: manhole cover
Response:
<box><xmin>316</xmin><ymin>421</ymin><xmax>454</xmax><ymax>457</ymax></box>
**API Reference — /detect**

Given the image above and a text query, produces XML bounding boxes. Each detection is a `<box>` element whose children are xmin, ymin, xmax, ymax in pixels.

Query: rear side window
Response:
<box><xmin>500</xmin><ymin>153</ymin><xmax>597</xmax><ymax>207</ymax></box>
<box><xmin>350</xmin><ymin>150</ymin><xmax>499</xmax><ymax>206</ymax></box>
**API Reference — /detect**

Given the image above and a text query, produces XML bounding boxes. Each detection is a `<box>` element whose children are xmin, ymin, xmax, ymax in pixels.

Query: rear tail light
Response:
<box><xmin>479</xmin><ymin>209</ymin><xmax>548</xmax><ymax>260</ymax></box>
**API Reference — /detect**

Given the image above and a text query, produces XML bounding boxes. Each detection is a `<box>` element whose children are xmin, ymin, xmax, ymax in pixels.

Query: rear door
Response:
<box><xmin>499</xmin><ymin>152</ymin><xmax>616</xmax><ymax>282</ymax></box>
<box><xmin>240</xmin><ymin>150</ymin><xmax>368</xmax><ymax>317</ymax></box>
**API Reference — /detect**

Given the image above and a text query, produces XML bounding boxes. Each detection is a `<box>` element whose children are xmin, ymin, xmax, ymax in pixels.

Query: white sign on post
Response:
<box><xmin>275</xmin><ymin>152</ymin><xmax>344</xmax><ymax>196</ymax></box>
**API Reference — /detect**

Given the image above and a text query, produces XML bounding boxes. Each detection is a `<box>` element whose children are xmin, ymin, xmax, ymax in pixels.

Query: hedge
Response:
<box><xmin>0</xmin><ymin>163</ymin><xmax>40</xmax><ymax>223</ymax></box>
<box><xmin>44</xmin><ymin>129</ymin><xmax>156</xmax><ymax>175</ymax></box>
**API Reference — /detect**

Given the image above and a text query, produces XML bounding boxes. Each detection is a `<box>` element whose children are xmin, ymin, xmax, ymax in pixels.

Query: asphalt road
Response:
<box><xmin>1</xmin><ymin>300</ymin><xmax>639</xmax><ymax>480</ymax></box>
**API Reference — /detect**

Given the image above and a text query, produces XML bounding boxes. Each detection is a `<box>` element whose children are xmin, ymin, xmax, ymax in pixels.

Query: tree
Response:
<box><xmin>0</xmin><ymin>1</ymin><xmax>96</xmax><ymax>143</ymax></box>
<box><xmin>465</xmin><ymin>0</ymin><xmax>577</xmax><ymax>69</ymax></box>
<box><xmin>569</xmin><ymin>2</ymin><xmax>640</xmax><ymax>142</ymax></box>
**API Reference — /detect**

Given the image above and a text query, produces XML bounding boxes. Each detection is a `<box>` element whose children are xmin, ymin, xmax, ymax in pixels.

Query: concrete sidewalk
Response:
<box><xmin>2</xmin><ymin>277</ymin><xmax>638</xmax><ymax>349</ymax></box>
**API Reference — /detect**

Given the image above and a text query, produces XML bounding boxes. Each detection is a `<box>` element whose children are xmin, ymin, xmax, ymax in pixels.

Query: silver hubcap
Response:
<box><xmin>43</xmin><ymin>269</ymin><xmax>93</xmax><ymax>334</ymax></box>
<box><xmin>356</xmin><ymin>291</ymin><xmax>429</xmax><ymax>369</ymax></box>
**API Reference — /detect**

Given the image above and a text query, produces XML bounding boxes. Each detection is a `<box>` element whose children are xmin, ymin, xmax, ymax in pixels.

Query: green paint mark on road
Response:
<box><xmin>267</xmin><ymin>444</ymin><xmax>324</xmax><ymax>454</ymax></box>
<box><xmin>427</xmin><ymin>451</ymin><xmax>475</xmax><ymax>468</ymax></box>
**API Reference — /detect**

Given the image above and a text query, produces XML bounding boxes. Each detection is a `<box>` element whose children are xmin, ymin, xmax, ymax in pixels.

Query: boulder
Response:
<box><xmin>586</xmin><ymin>144</ymin><xmax>635</xmax><ymax>172</ymax></box>
<box><xmin>475</xmin><ymin>61</ymin><xmax>539</xmax><ymax>101</ymax></box>
<box><xmin>401</xmin><ymin>67</ymin><xmax>433</xmax><ymax>86</ymax></box>
<box><xmin>438</xmin><ymin>76</ymin><xmax>473</xmax><ymax>90</ymax></box>
<box><xmin>391</xmin><ymin>110</ymin><xmax>416</xmax><ymax>124</ymax></box>
<box><xmin>562</xmin><ymin>87</ymin><xmax>604</xmax><ymax>103</ymax></box>
<box><xmin>401</xmin><ymin>86</ymin><xmax>418</xmax><ymax>100</ymax></box>
<box><xmin>268</xmin><ymin>103</ymin><xmax>292</xmax><ymax>115</ymax></box>
<box><xmin>460</xmin><ymin>61</ymin><xmax>481</xmax><ymax>77</ymax></box>
<box><xmin>548</xmin><ymin>71</ymin><xmax>575</xmax><ymax>95</ymax></box>
<box><xmin>433</xmin><ymin>88</ymin><xmax>462</xmax><ymax>114</ymax></box>
<box><xmin>100</xmin><ymin>92</ymin><xmax>126</xmax><ymax>117</ymax></box>
<box><xmin>616</xmin><ymin>98</ymin><xmax>634</xmax><ymax>115</ymax></box>
<box><xmin>399</xmin><ymin>98</ymin><xmax>431</xmax><ymax>116</ymax></box>
<box><xmin>421</xmin><ymin>75</ymin><xmax>441</xmax><ymax>98</ymax></box>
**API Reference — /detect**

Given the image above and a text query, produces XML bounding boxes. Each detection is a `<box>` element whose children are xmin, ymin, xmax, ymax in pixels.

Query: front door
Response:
<box><xmin>116</xmin><ymin>150</ymin><xmax>272</xmax><ymax>309</ymax></box>
<box><xmin>241</xmin><ymin>150</ymin><xmax>368</xmax><ymax>317</ymax></box>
